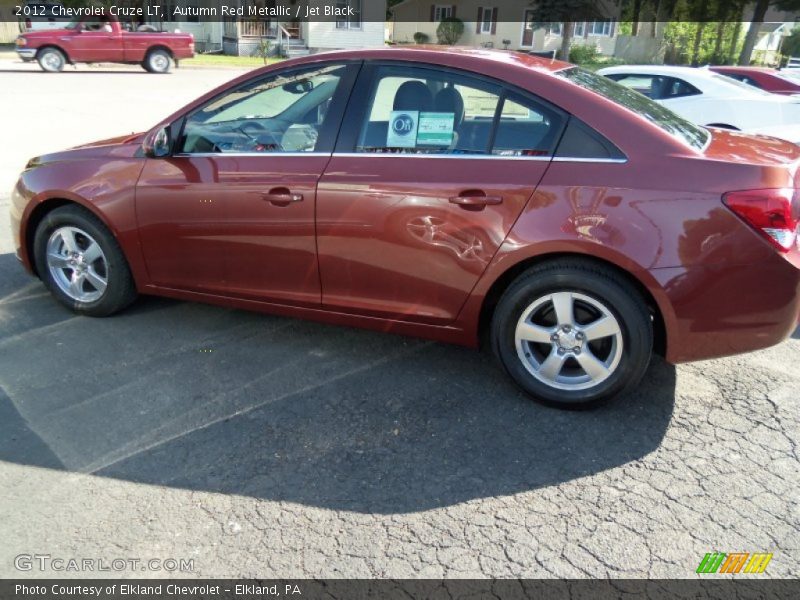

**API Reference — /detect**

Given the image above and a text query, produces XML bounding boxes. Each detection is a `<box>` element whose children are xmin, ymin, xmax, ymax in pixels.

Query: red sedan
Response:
<box><xmin>10</xmin><ymin>48</ymin><xmax>800</xmax><ymax>408</ymax></box>
<box><xmin>709</xmin><ymin>66</ymin><xmax>800</xmax><ymax>95</ymax></box>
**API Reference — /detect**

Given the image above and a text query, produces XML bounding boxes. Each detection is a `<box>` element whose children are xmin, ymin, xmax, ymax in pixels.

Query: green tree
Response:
<box><xmin>739</xmin><ymin>0</ymin><xmax>800</xmax><ymax>65</ymax></box>
<box><xmin>782</xmin><ymin>26</ymin><xmax>800</xmax><ymax>57</ymax></box>
<box><xmin>527</xmin><ymin>0</ymin><xmax>605</xmax><ymax>60</ymax></box>
<box><xmin>436</xmin><ymin>17</ymin><xmax>464</xmax><ymax>45</ymax></box>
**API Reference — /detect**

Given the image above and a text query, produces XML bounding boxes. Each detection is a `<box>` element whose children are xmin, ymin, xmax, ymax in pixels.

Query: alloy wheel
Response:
<box><xmin>514</xmin><ymin>291</ymin><xmax>624</xmax><ymax>391</ymax></box>
<box><xmin>46</xmin><ymin>226</ymin><xmax>108</xmax><ymax>303</ymax></box>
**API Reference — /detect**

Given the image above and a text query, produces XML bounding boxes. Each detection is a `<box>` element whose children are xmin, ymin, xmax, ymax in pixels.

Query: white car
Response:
<box><xmin>598</xmin><ymin>65</ymin><xmax>800</xmax><ymax>144</ymax></box>
<box><xmin>17</xmin><ymin>2</ymin><xmax>64</xmax><ymax>33</ymax></box>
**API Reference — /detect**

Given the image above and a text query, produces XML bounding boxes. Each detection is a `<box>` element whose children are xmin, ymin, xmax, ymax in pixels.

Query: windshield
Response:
<box><xmin>557</xmin><ymin>67</ymin><xmax>709</xmax><ymax>151</ymax></box>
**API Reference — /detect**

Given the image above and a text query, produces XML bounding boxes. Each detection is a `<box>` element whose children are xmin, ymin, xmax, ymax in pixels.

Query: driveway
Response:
<box><xmin>0</xmin><ymin>59</ymin><xmax>798</xmax><ymax>579</ymax></box>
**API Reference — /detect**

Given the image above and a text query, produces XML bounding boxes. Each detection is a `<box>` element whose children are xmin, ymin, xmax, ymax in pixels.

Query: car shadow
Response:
<box><xmin>792</xmin><ymin>326</ymin><xmax>800</xmax><ymax>340</ymax></box>
<box><xmin>0</xmin><ymin>253</ymin><xmax>676</xmax><ymax>514</ymax></box>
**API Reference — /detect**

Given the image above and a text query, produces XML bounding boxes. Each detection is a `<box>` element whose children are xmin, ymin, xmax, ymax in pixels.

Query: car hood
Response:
<box><xmin>27</xmin><ymin>132</ymin><xmax>145</xmax><ymax>168</ymax></box>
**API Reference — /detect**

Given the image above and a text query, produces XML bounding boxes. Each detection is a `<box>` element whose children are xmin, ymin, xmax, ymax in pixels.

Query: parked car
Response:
<box><xmin>16</xmin><ymin>2</ymin><xmax>64</xmax><ymax>32</ymax></box>
<box><xmin>709</xmin><ymin>65</ymin><xmax>800</xmax><ymax>96</ymax></box>
<box><xmin>598</xmin><ymin>65</ymin><xmax>800</xmax><ymax>143</ymax></box>
<box><xmin>11</xmin><ymin>49</ymin><xmax>800</xmax><ymax>408</ymax></box>
<box><xmin>15</xmin><ymin>14</ymin><xmax>193</xmax><ymax>73</ymax></box>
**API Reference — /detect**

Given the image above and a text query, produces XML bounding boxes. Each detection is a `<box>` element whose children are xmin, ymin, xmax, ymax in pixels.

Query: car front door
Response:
<box><xmin>65</xmin><ymin>19</ymin><xmax>124</xmax><ymax>62</ymax></box>
<box><xmin>315</xmin><ymin>63</ymin><xmax>566</xmax><ymax>324</ymax></box>
<box><xmin>135</xmin><ymin>62</ymin><xmax>360</xmax><ymax>303</ymax></box>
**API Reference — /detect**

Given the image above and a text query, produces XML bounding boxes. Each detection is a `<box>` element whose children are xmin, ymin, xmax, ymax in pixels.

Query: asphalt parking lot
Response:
<box><xmin>1</xmin><ymin>58</ymin><xmax>799</xmax><ymax>579</ymax></box>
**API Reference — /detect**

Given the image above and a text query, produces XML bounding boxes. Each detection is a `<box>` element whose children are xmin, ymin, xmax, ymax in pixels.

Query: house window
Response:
<box><xmin>574</xmin><ymin>22</ymin><xmax>585</xmax><ymax>37</ymax></box>
<box><xmin>336</xmin><ymin>0</ymin><xmax>362</xmax><ymax>30</ymax></box>
<box><xmin>547</xmin><ymin>23</ymin><xmax>562</xmax><ymax>36</ymax></box>
<box><xmin>432</xmin><ymin>4</ymin><xmax>454</xmax><ymax>22</ymax></box>
<box><xmin>588</xmin><ymin>21</ymin><xmax>613</xmax><ymax>36</ymax></box>
<box><xmin>476</xmin><ymin>7</ymin><xmax>496</xmax><ymax>34</ymax></box>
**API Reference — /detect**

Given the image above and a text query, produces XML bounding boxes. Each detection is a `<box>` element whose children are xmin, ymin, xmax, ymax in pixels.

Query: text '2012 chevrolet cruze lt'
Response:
<box><xmin>10</xmin><ymin>48</ymin><xmax>800</xmax><ymax>408</ymax></box>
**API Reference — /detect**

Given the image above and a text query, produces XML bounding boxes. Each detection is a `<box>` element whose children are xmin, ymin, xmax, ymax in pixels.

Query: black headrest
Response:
<box><xmin>393</xmin><ymin>81</ymin><xmax>433</xmax><ymax>112</ymax></box>
<box><xmin>434</xmin><ymin>87</ymin><xmax>465</xmax><ymax>128</ymax></box>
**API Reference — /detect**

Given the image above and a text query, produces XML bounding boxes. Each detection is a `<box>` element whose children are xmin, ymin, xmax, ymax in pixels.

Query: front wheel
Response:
<box><xmin>143</xmin><ymin>49</ymin><xmax>171</xmax><ymax>73</ymax></box>
<box><xmin>491</xmin><ymin>260</ymin><xmax>653</xmax><ymax>409</ymax></box>
<box><xmin>33</xmin><ymin>205</ymin><xmax>138</xmax><ymax>317</ymax></box>
<box><xmin>37</xmin><ymin>47</ymin><xmax>66</xmax><ymax>72</ymax></box>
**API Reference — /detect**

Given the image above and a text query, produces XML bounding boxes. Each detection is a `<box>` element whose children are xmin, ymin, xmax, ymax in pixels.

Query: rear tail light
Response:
<box><xmin>723</xmin><ymin>188</ymin><xmax>799</xmax><ymax>252</ymax></box>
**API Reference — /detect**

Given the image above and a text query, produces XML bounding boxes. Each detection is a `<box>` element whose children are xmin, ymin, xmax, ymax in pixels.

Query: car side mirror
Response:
<box><xmin>143</xmin><ymin>126</ymin><xmax>171</xmax><ymax>158</ymax></box>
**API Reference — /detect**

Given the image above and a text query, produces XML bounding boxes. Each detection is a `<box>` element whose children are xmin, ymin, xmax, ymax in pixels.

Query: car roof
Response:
<box><xmin>599</xmin><ymin>65</ymin><xmax>720</xmax><ymax>78</ymax></box>
<box><xmin>709</xmin><ymin>66</ymin><xmax>776</xmax><ymax>73</ymax></box>
<box><xmin>295</xmin><ymin>46</ymin><xmax>573</xmax><ymax>75</ymax></box>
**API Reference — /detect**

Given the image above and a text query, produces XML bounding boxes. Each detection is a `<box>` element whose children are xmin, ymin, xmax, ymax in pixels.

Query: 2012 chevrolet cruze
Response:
<box><xmin>10</xmin><ymin>48</ymin><xmax>800</xmax><ymax>408</ymax></box>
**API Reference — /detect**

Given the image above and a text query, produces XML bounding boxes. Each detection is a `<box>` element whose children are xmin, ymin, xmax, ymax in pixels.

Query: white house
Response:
<box><xmin>389</xmin><ymin>0</ymin><xmax>622</xmax><ymax>56</ymax></box>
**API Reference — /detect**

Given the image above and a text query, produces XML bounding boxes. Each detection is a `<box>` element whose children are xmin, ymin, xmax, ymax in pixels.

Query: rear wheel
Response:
<box><xmin>37</xmin><ymin>47</ymin><xmax>66</xmax><ymax>72</ymax></box>
<box><xmin>33</xmin><ymin>205</ymin><xmax>137</xmax><ymax>316</ymax></box>
<box><xmin>491</xmin><ymin>260</ymin><xmax>653</xmax><ymax>409</ymax></box>
<box><xmin>143</xmin><ymin>49</ymin><xmax>171</xmax><ymax>74</ymax></box>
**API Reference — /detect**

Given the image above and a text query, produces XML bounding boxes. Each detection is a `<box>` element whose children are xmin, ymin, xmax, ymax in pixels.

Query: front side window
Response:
<box><xmin>179</xmin><ymin>65</ymin><xmax>347</xmax><ymax>154</ymax></box>
<box><xmin>355</xmin><ymin>65</ymin><xmax>565</xmax><ymax>157</ymax></box>
<box><xmin>559</xmin><ymin>67</ymin><xmax>709</xmax><ymax>151</ymax></box>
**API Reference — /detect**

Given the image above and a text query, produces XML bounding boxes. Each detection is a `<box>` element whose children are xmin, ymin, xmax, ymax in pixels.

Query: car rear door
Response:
<box><xmin>315</xmin><ymin>62</ymin><xmax>566</xmax><ymax>324</ymax></box>
<box><xmin>135</xmin><ymin>62</ymin><xmax>360</xmax><ymax>302</ymax></box>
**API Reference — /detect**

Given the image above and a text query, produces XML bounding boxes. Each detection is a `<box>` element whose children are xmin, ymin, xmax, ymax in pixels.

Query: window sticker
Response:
<box><xmin>417</xmin><ymin>112</ymin><xmax>455</xmax><ymax>146</ymax></box>
<box><xmin>387</xmin><ymin>111</ymin><xmax>419</xmax><ymax>148</ymax></box>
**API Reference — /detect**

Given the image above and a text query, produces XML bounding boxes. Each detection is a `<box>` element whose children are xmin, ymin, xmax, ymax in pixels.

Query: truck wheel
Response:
<box><xmin>144</xmin><ymin>49</ymin><xmax>171</xmax><ymax>74</ymax></box>
<box><xmin>37</xmin><ymin>48</ymin><xmax>66</xmax><ymax>73</ymax></box>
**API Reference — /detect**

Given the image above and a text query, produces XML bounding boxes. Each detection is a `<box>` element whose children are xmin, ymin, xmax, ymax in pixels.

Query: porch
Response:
<box><xmin>222</xmin><ymin>18</ymin><xmax>309</xmax><ymax>57</ymax></box>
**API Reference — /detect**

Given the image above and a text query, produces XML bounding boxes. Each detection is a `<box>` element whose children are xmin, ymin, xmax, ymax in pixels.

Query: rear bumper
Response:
<box><xmin>654</xmin><ymin>252</ymin><xmax>800</xmax><ymax>364</ymax></box>
<box><xmin>16</xmin><ymin>49</ymin><xmax>36</xmax><ymax>60</ymax></box>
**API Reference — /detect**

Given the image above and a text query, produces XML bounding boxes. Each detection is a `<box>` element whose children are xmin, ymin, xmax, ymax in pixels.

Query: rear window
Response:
<box><xmin>557</xmin><ymin>67</ymin><xmax>709</xmax><ymax>151</ymax></box>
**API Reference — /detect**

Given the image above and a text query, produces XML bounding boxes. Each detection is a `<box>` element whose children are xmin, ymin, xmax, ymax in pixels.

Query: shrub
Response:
<box><xmin>436</xmin><ymin>17</ymin><xmax>464</xmax><ymax>45</ymax></box>
<box><xmin>413</xmin><ymin>31</ymin><xmax>429</xmax><ymax>44</ymax></box>
<box><xmin>569</xmin><ymin>43</ymin><xmax>600</xmax><ymax>65</ymax></box>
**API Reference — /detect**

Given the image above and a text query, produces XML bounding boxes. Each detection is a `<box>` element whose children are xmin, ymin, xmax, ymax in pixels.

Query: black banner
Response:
<box><xmin>2</xmin><ymin>580</ymin><xmax>800</xmax><ymax>600</ymax></box>
<box><xmin>3</xmin><ymin>1</ymin><xmax>798</xmax><ymax>24</ymax></box>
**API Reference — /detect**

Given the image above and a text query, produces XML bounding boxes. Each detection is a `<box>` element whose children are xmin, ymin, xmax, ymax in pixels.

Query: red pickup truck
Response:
<box><xmin>15</xmin><ymin>15</ymin><xmax>194</xmax><ymax>73</ymax></box>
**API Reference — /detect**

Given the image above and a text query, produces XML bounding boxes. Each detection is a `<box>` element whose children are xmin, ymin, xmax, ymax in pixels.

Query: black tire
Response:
<box><xmin>143</xmin><ymin>49</ymin><xmax>171</xmax><ymax>73</ymax></box>
<box><xmin>491</xmin><ymin>259</ymin><xmax>653</xmax><ymax>409</ymax></box>
<box><xmin>33</xmin><ymin>205</ymin><xmax>137</xmax><ymax>317</ymax></box>
<box><xmin>37</xmin><ymin>47</ymin><xmax>66</xmax><ymax>72</ymax></box>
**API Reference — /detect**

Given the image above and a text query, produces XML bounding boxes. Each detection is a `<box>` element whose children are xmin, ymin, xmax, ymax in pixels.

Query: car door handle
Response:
<box><xmin>449</xmin><ymin>192</ymin><xmax>503</xmax><ymax>209</ymax></box>
<box><xmin>262</xmin><ymin>188</ymin><xmax>303</xmax><ymax>206</ymax></box>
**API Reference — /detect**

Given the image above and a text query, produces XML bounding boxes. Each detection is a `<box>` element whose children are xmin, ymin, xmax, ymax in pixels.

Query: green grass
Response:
<box><xmin>181</xmin><ymin>54</ymin><xmax>285</xmax><ymax>69</ymax></box>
